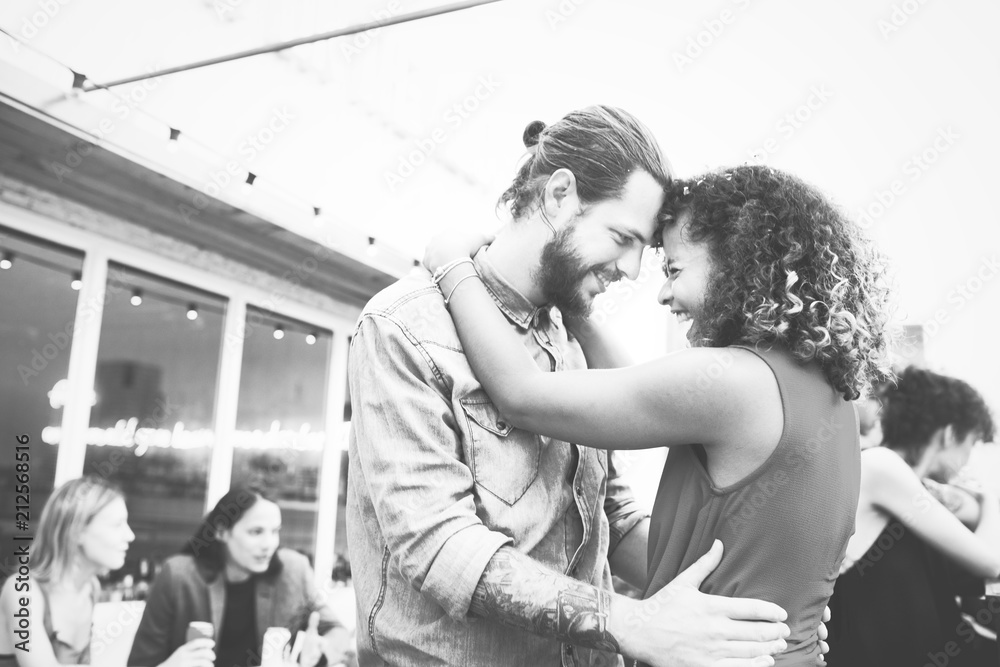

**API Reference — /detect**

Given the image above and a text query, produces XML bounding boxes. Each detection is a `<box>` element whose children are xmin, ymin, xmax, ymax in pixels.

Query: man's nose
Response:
<box><xmin>620</xmin><ymin>247</ymin><xmax>644</xmax><ymax>281</ymax></box>
<box><xmin>657</xmin><ymin>280</ymin><xmax>672</xmax><ymax>306</ymax></box>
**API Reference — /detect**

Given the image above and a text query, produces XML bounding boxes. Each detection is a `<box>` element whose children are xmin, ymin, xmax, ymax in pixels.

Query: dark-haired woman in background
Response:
<box><xmin>128</xmin><ymin>486</ymin><xmax>350</xmax><ymax>667</ymax></box>
<box><xmin>827</xmin><ymin>366</ymin><xmax>1000</xmax><ymax>666</ymax></box>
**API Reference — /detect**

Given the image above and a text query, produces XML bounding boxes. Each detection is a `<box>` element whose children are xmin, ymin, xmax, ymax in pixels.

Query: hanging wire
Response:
<box><xmin>84</xmin><ymin>0</ymin><xmax>505</xmax><ymax>90</ymax></box>
<box><xmin>0</xmin><ymin>21</ymin><xmax>434</xmax><ymax>267</ymax></box>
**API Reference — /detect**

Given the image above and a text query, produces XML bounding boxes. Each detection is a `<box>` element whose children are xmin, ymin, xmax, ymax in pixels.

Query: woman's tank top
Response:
<box><xmin>0</xmin><ymin>577</ymin><xmax>97</xmax><ymax>665</ymax></box>
<box><xmin>642</xmin><ymin>345</ymin><xmax>860</xmax><ymax>666</ymax></box>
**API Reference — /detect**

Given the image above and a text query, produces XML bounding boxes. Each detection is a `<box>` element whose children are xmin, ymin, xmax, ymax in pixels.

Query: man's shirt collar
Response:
<box><xmin>473</xmin><ymin>246</ymin><xmax>546</xmax><ymax>330</ymax></box>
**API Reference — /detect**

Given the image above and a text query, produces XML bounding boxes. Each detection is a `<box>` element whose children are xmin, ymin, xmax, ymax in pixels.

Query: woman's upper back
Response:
<box><xmin>644</xmin><ymin>344</ymin><xmax>860</xmax><ymax>665</ymax></box>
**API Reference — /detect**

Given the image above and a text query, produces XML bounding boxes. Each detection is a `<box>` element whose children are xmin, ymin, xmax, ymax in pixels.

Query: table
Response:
<box><xmin>988</xmin><ymin>579</ymin><xmax>1000</xmax><ymax>664</ymax></box>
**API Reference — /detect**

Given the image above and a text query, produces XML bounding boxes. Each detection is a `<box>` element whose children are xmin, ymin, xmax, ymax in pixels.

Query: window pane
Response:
<box><xmin>0</xmin><ymin>227</ymin><xmax>83</xmax><ymax>538</ymax></box>
<box><xmin>334</xmin><ymin>367</ymin><xmax>351</xmax><ymax>577</ymax></box>
<box><xmin>82</xmin><ymin>263</ymin><xmax>226</xmax><ymax>572</ymax></box>
<box><xmin>232</xmin><ymin>306</ymin><xmax>331</xmax><ymax>563</ymax></box>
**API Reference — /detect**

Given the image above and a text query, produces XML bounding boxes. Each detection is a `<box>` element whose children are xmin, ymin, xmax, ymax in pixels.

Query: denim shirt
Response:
<box><xmin>347</xmin><ymin>247</ymin><xmax>647</xmax><ymax>667</ymax></box>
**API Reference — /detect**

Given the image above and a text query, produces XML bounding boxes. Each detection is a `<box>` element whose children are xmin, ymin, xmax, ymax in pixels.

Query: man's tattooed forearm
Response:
<box><xmin>469</xmin><ymin>547</ymin><xmax>621</xmax><ymax>653</ymax></box>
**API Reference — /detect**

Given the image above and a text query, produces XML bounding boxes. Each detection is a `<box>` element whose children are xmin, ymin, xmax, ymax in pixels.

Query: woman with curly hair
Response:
<box><xmin>827</xmin><ymin>366</ymin><xmax>999</xmax><ymax>666</ymax></box>
<box><xmin>423</xmin><ymin>164</ymin><xmax>892</xmax><ymax>665</ymax></box>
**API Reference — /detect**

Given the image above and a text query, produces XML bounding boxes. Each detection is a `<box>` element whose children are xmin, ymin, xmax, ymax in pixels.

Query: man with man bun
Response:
<box><xmin>347</xmin><ymin>105</ymin><xmax>792</xmax><ymax>667</ymax></box>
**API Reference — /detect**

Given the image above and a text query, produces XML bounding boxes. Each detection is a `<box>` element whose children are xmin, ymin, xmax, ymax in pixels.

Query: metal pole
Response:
<box><xmin>83</xmin><ymin>0</ymin><xmax>504</xmax><ymax>91</ymax></box>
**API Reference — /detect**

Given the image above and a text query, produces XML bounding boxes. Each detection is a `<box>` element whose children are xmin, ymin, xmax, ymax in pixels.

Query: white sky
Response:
<box><xmin>2</xmin><ymin>0</ymin><xmax>999</xmax><ymax>410</ymax></box>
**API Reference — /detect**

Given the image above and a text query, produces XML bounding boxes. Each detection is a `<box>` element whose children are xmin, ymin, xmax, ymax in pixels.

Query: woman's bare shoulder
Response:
<box><xmin>0</xmin><ymin>574</ymin><xmax>47</xmax><ymax>624</ymax></box>
<box><xmin>861</xmin><ymin>446</ymin><xmax>911</xmax><ymax>477</ymax></box>
<box><xmin>0</xmin><ymin>574</ymin><xmax>40</xmax><ymax>603</ymax></box>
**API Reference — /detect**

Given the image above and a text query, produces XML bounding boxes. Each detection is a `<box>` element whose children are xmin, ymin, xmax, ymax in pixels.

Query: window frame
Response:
<box><xmin>1</xmin><ymin>201</ymin><xmax>354</xmax><ymax>585</ymax></box>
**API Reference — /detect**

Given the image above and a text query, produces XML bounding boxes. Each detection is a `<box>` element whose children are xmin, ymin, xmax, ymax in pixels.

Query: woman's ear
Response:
<box><xmin>942</xmin><ymin>424</ymin><xmax>958</xmax><ymax>448</ymax></box>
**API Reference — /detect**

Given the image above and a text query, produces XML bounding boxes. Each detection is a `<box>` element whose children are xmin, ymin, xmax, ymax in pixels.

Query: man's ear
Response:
<box><xmin>941</xmin><ymin>424</ymin><xmax>957</xmax><ymax>448</ymax></box>
<box><xmin>542</xmin><ymin>168</ymin><xmax>578</xmax><ymax>222</ymax></box>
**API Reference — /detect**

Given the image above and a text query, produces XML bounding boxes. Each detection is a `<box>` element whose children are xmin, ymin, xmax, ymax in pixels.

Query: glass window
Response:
<box><xmin>333</xmin><ymin>366</ymin><xmax>351</xmax><ymax>580</ymax></box>
<box><xmin>81</xmin><ymin>263</ymin><xmax>226</xmax><ymax>574</ymax></box>
<box><xmin>0</xmin><ymin>227</ymin><xmax>83</xmax><ymax>540</ymax></box>
<box><xmin>232</xmin><ymin>306</ymin><xmax>331</xmax><ymax>564</ymax></box>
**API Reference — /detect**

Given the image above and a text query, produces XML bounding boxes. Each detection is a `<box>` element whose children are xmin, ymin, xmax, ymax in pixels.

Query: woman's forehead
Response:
<box><xmin>659</xmin><ymin>216</ymin><xmax>692</xmax><ymax>254</ymax></box>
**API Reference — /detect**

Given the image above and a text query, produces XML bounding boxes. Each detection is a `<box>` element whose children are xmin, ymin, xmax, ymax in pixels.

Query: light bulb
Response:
<box><xmin>167</xmin><ymin>128</ymin><xmax>181</xmax><ymax>153</ymax></box>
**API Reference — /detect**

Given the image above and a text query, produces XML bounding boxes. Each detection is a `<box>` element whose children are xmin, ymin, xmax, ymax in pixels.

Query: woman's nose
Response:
<box><xmin>657</xmin><ymin>281</ymin><xmax>672</xmax><ymax>306</ymax></box>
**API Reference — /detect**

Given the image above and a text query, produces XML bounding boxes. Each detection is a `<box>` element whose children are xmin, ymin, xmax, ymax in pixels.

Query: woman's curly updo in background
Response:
<box><xmin>659</xmin><ymin>165</ymin><xmax>893</xmax><ymax>400</ymax></box>
<box><xmin>497</xmin><ymin>105</ymin><xmax>672</xmax><ymax>220</ymax></box>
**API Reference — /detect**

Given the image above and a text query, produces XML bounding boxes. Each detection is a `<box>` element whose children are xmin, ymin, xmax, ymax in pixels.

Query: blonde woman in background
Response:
<box><xmin>0</xmin><ymin>477</ymin><xmax>215</xmax><ymax>667</ymax></box>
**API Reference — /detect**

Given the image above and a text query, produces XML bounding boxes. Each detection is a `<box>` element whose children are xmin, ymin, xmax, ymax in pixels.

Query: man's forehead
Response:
<box><xmin>619</xmin><ymin>170</ymin><xmax>666</xmax><ymax>235</ymax></box>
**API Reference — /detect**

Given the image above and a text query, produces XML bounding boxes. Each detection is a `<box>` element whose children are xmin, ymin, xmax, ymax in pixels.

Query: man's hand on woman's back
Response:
<box><xmin>610</xmin><ymin>540</ymin><xmax>790</xmax><ymax>667</ymax></box>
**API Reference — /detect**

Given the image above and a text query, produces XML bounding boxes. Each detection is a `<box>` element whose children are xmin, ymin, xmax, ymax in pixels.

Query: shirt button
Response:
<box><xmin>497</xmin><ymin>420</ymin><xmax>508</xmax><ymax>430</ymax></box>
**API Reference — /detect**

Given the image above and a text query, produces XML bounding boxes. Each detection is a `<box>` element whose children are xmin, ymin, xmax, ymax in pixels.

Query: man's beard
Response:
<box><xmin>534</xmin><ymin>226</ymin><xmax>596</xmax><ymax>318</ymax></box>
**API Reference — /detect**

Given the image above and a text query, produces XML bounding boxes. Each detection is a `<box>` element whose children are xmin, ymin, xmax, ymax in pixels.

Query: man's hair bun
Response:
<box><xmin>522</xmin><ymin>120</ymin><xmax>546</xmax><ymax>149</ymax></box>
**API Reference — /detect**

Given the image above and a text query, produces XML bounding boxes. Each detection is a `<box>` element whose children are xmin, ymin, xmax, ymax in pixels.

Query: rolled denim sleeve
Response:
<box><xmin>604</xmin><ymin>451</ymin><xmax>650</xmax><ymax>556</ymax></box>
<box><xmin>349</xmin><ymin>313</ymin><xmax>512</xmax><ymax>620</ymax></box>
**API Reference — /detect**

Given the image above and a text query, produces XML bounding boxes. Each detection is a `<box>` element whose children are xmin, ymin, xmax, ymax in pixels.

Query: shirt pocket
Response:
<box><xmin>460</xmin><ymin>392</ymin><xmax>541</xmax><ymax>506</ymax></box>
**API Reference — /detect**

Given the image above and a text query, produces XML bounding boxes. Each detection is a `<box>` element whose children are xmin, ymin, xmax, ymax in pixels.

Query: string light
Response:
<box><xmin>241</xmin><ymin>172</ymin><xmax>257</xmax><ymax>197</ymax></box>
<box><xmin>11</xmin><ymin>33</ymin><xmax>411</xmax><ymax>273</ymax></box>
<box><xmin>167</xmin><ymin>128</ymin><xmax>181</xmax><ymax>153</ymax></box>
<box><xmin>0</xmin><ymin>244</ymin><xmax>240</xmax><ymax>328</ymax></box>
<box><xmin>70</xmin><ymin>70</ymin><xmax>87</xmax><ymax>99</ymax></box>
<box><xmin>273</xmin><ymin>325</ymin><xmax>285</xmax><ymax>340</ymax></box>
<box><xmin>366</xmin><ymin>237</ymin><xmax>378</xmax><ymax>257</ymax></box>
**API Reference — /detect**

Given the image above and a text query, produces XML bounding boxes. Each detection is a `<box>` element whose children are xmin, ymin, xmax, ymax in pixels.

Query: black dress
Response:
<box><xmin>215</xmin><ymin>578</ymin><xmax>258</xmax><ymax>667</ymax></box>
<box><xmin>826</xmin><ymin>520</ymin><xmax>995</xmax><ymax>666</ymax></box>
